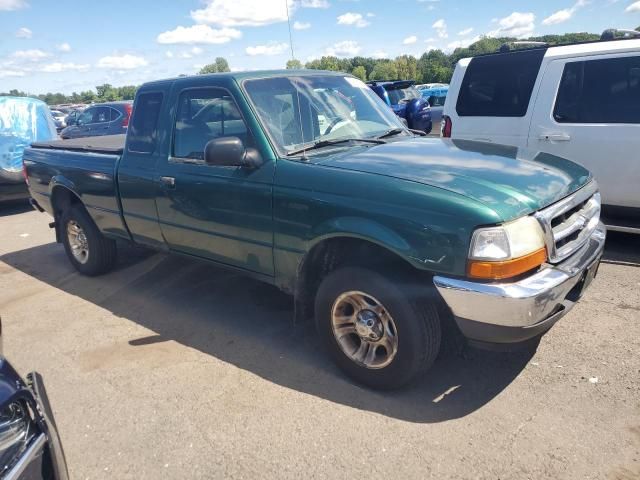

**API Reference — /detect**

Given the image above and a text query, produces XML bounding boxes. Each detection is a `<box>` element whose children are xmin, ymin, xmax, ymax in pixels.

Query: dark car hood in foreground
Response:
<box><xmin>314</xmin><ymin>138</ymin><xmax>592</xmax><ymax>221</ymax></box>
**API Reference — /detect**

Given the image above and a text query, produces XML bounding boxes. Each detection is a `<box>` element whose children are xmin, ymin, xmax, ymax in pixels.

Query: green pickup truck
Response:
<box><xmin>23</xmin><ymin>70</ymin><xmax>605</xmax><ymax>389</ymax></box>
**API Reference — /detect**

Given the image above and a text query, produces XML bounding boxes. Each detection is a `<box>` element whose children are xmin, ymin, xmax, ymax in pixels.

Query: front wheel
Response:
<box><xmin>315</xmin><ymin>267</ymin><xmax>441</xmax><ymax>389</ymax></box>
<box><xmin>60</xmin><ymin>205</ymin><xmax>117</xmax><ymax>276</ymax></box>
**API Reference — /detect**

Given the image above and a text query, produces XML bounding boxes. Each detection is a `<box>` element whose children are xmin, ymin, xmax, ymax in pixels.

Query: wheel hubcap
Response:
<box><xmin>331</xmin><ymin>291</ymin><xmax>399</xmax><ymax>369</ymax></box>
<box><xmin>67</xmin><ymin>220</ymin><xmax>89</xmax><ymax>264</ymax></box>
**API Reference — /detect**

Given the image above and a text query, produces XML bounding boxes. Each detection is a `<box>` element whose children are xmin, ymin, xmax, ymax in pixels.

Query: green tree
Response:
<box><xmin>351</xmin><ymin>65</ymin><xmax>367</xmax><ymax>81</ymax></box>
<box><xmin>417</xmin><ymin>49</ymin><xmax>453</xmax><ymax>83</ymax></box>
<box><xmin>286</xmin><ymin>59</ymin><xmax>303</xmax><ymax>69</ymax></box>
<box><xmin>199</xmin><ymin>57</ymin><xmax>230</xmax><ymax>74</ymax></box>
<box><xmin>394</xmin><ymin>55</ymin><xmax>417</xmax><ymax>80</ymax></box>
<box><xmin>369</xmin><ymin>61</ymin><xmax>398</xmax><ymax>81</ymax></box>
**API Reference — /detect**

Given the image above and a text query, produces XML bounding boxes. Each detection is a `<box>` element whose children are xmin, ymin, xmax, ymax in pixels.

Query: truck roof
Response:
<box><xmin>140</xmin><ymin>69</ymin><xmax>348</xmax><ymax>89</ymax></box>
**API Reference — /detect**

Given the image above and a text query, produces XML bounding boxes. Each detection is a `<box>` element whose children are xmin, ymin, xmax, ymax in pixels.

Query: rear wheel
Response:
<box><xmin>60</xmin><ymin>205</ymin><xmax>117</xmax><ymax>276</ymax></box>
<box><xmin>315</xmin><ymin>267</ymin><xmax>441</xmax><ymax>389</ymax></box>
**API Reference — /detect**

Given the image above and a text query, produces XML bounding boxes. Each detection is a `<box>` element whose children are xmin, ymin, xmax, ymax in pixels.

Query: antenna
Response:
<box><xmin>285</xmin><ymin>0</ymin><xmax>295</xmax><ymax>61</ymax></box>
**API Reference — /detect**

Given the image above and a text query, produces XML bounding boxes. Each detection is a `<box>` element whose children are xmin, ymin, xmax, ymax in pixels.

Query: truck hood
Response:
<box><xmin>314</xmin><ymin>138</ymin><xmax>592</xmax><ymax>221</ymax></box>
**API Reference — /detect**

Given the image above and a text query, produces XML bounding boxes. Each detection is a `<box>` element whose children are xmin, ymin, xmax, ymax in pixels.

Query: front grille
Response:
<box><xmin>535</xmin><ymin>182</ymin><xmax>601</xmax><ymax>264</ymax></box>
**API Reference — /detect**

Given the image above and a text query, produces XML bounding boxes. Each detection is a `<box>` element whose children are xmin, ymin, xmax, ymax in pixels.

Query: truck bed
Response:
<box><xmin>31</xmin><ymin>134</ymin><xmax>126</xmax><ymax>155</ymax></box>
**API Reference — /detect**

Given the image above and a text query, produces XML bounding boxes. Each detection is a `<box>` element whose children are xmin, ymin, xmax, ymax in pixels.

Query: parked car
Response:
<box><xmin>442</xmin><ymin>30</ymin><xmax>640</xmax><ymax>233</ymax></box>
<box><xmin>1</xmin><ymin>97</ymin><xmax>57</xmax><ymax>202</ymax></box>
<box><xmin>60</xmin><ymin>101</ymin><xmax>132</xmax><ymax>139</ymax></box>
<box><xmin>426</xmin><ymin>94</ymin><xmax>447</xmax><ymax>126</ymax></box>
<box><xmin>0</xmin><ymin>317</ymin><xmax>68</xmax><ymax>479</ymax></box>
<box><xmin>367</xmin><ymin>80</ymin><xmax>432</xmax><ymax>133</ymax></box>
<box><xmin>49</xmin><ymin>110</ymin><xmax>66</xmax><ymax>133</ymax></box>
<box><xmin>417</xmin><ymin>83</ymin><xmax>449</xmax><ymax>100</ymax></box>
<box><xmin>24</xmin><ymin>70</ymin><xmax>605</xmax><ymax>389</ymax></box>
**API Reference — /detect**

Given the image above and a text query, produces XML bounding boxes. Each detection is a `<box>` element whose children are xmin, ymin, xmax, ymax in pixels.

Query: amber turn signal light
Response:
<box><xmin>467</xmin><ymin>247</ymin><xmax>547</xmax><ymax>280</ymax></box>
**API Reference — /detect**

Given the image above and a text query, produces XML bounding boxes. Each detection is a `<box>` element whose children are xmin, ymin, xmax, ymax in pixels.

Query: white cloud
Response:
<box><xmin>626</xmin><ymin>0</ymin><xmax>640</xmax><ymax>11</ymax></box>
<box><xmin>97</xmin><ymin>54</ymin><xmax>148</xmax><ymax>70</ymax></box>
<box><xmin>15</xmin><ymin>27</ymin><xmax>31</xmax><ymax>38</ymax></box>
<box><xmin>458</xmin><ymin>27</ymin><xmax>473</xmax><ymax>36</ymax></box>
<box><xmin>487</xmin><ymin>12</ymin><xmax>535</xmax><ymax>38</ymax></box>
<box><xmin>11</xmin><ymin>49</ymin><xmax>49</xmax><ymax>61</ymax></box>
<box><xmin>0</xmin><ymin>0</ymin><xmax>27</xmax><ymax>10</ymax></box>
<box><xmin>293</xmin><ymin>21</ymin><xmax>311</xmax><ymax>30</ymax></box>
<box><xmin>245</xmin><ymin>42</ymin><xmax>289</xmax><ymax>56</ymax></box>
<box><xmin>40</xmin><ymin>62</ymin><xmax>90</xmax><ymax>73</ymax></box>
<box><xmin>324</xmin><ymin>40</ymin><xmax>361</xmax><ymax>57</ymax></box>
<box><xmin>542</xmin><ymin>0</ymin><xmax>588</xmax><ymax>25</ymax></box>
<box><xmin>446</xmin><ymin>35</ymin><xmax>482</xmax><ymax>51</ymax></box>
<box><xmin>165</xmin><ymin>51</ymin><xmax>174</xmax><ymax>58</ymax></box>
<box><xmin>337</xmin><ymin>12</ymin><xmax>370</xmax><ymax>27</ymax></box>
<box><xmin>366</xmin><ymin>12</ymin><xmax>375</xmax><ymax>17</ymax></box>
<box><xmin>372</xmin><ymin>50</ymin><xmax>388</xmax><ymax>59</ymax></box>
<box><xmin>432</xmin><ymin>18</ymin><xmax>448</xmax><ymax>39</ymax></box>
<box><xmin>56</xmin><ymin>43</ymin><xmax>71</xmax><ymax>52</ymax></box>
<box><xmin>0</xmin><ymin>69</ymin><xmax>25</xmax><ymax>78</ymax></box>
<box><xmin>157</xmin><ymin>25</ymin><xmax>241</xmax><ymax>45</ymax></box>
<box><xmin>403</xmin><ymin>35</ymin><xmax>418</xmax><ymax>45</ymax></box>
<box><xmin>191</xmin><ymin>0</ymin><xmax>292</xmax><ymax>27</ymax></box>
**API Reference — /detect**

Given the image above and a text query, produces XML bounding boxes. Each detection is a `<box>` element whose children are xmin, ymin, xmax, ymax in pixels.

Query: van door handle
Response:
<box><xmin>160</xmin><ymin>176</ymin><xmax>176</xmax><ymax>189</ymax></box>
<box><xmin>539</xmin><ymin>133</ymin><xmax>571</xmax><ymax>142</ymax></box>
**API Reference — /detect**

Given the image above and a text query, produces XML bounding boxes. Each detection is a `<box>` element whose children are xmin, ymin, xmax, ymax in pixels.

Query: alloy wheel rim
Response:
<box><xmin>67</xmin><ymin>220</ymin><xmax>89</xmax><ymax>264</ymax></box>
<box><xmin>331</xmin><ymin>291</ymin><xmax>399</xmax><ymax>369</ymax></box>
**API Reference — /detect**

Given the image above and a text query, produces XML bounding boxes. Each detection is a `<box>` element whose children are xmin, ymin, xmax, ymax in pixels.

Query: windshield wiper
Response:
<box><xmin>376</xmin><ymin>128</ymin><xmax>406</xmax><ymax>139</ymax></box>
<box><xmin>286</xmin><ymin>137</ymin><xmax>386</xmax><ymax>157</ymax></box>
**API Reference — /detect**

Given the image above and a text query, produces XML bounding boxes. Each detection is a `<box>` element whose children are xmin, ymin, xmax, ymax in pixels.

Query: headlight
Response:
<box><xmin>0</xmin><ymin>402</ymin><xmax>33</xmax><ymax>474</ymax></box>
<box><xmin>468</xmin><ymin>216</ymin><xmax>547</xmax><ymax>280</ymax></box>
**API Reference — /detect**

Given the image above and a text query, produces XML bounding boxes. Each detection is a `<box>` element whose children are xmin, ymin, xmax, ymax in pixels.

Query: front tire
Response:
<box><xmin>315</xmin><ymin>267</ymin><xmax>441</xmax><ymax>389</ymax></box>
<box><xmin>61</xmin><ymin>204</ymin><xmax>117</xmax><ymax>276</ymax></box>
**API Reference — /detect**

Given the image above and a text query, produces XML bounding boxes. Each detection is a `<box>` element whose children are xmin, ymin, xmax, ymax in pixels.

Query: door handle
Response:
<box><xmin>160</xmin><ymin>176</ymin><xmax>176</xmax><ymax>189</ymax></box>
<box><xmin>538</xmin><ymin>133</ymin><xmax>571</xmax><ymax>142</ymax></box>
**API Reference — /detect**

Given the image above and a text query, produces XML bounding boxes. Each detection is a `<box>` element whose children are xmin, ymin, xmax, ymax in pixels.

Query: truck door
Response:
<box><xmin>528</xmin><ymin>53</ymin><xmax>640</xmax><ymax>210</ymax></box>
<box><xmin>155</xmin><ymin>86</ymin><xmax>275</xmax><ymax>277</ymax></box>
<box><xmin>118</xmin><ymin>91</ymin><xmax>167</xmax><ymax>250</ymax></box>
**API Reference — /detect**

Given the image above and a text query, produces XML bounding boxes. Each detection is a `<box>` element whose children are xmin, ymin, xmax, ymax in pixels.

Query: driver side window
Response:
<box><xmin>173</xmin><ymin>88</ymin><xmax>251</xmax><ymax>161</ymax></box>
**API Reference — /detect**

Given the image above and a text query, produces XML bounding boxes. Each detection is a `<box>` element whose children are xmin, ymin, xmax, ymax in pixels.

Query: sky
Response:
<box><xmin>1</xmin><ymin>0</ymin><xmax>640</xmax><ymax>95</ymax></box>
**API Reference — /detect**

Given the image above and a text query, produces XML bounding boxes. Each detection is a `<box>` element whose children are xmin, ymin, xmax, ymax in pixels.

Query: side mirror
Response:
<box><xmin>204</xmin><ymin>136</ymin><xmax>263</xmax><ymax>168</ymax></box>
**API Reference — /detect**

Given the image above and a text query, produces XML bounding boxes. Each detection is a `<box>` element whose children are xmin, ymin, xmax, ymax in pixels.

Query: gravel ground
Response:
<box><xmin>0</xmin><ymin>201</ymin><xmax>638</xmax><ymax>480</ymax></box>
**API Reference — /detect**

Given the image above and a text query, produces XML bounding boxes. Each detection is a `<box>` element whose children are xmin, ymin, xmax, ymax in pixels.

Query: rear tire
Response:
<box><xmin>60</xmin><ymin>204</ymin><xmax>117</xmax><ymax>276</ymax></box>
<box><xmin>315</xmin><ymin>267</ymin><xmax>441</xmax><ymax>390</ymax></box>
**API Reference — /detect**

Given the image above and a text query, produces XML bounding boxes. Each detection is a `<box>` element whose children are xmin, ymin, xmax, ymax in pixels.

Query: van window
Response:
<box><xmin>456</xmin><ymin>49</ymin><xmax>546</xmax><ymax>117</ymax></box>
<box><xmin>554</xmin><ymin>55</ymin><xmax>640</xmax><ymax>124</ymax></box>
<box><xmin>173</xmin><ymin>89</ymin><xmax>251</xmax><ymax>160</ymax></box>
<box><xmin>128</xmin><ymin>92</ymin><xmax>163</xmax><ymax>154</ymax></box>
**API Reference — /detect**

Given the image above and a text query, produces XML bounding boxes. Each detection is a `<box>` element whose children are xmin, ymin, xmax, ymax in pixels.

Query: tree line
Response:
<box><xmin>2</xmin><ymin>30</ymin><xmax>637</xmax><ymax>105</ymax></box>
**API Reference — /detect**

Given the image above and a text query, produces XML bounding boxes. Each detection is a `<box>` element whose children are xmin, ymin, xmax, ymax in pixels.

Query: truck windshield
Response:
<box><xmin>243</xmin><ymin>75</ymin><xmax>404</xmax><ymax>155</ymax></box>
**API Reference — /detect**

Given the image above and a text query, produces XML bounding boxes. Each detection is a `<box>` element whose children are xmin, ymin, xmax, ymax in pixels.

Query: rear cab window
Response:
<box><xmin>128</xmin><ymin>92</ymin><xmax>164</xmax><ymax>153</ymax></box>
<box><xmin>456</xmin><ymin>48</ymin><xmax>546</xmax><ymax>117</ymax></box>
<box><xmin>554</xmin><ymin>55</ymin><xmax>640</xmax><ymax>124</ymax></box>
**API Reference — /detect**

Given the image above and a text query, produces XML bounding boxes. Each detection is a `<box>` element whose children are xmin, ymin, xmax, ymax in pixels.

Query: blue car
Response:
<box><xmin>60</xmin><ymin>101</ymin><xmax>132</xmax><ymax>139</ymax></box>
<box><xmin>366</xmin><ymin>80</ymin><xmax>432</xmax><ymax>133</ymax></box>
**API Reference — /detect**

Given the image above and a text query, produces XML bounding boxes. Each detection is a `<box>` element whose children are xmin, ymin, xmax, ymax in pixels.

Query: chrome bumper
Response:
<box><xmin>433</xmin><ymin>223</ymin><xmax>606</xmax><ymax>341</ymax></box>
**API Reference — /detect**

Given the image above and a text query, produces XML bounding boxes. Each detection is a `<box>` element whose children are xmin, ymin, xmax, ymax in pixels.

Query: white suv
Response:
<box><xmin>442</xmin><ymin>33</ymin><xmax>640</xmax><ymax>233</ymax></box>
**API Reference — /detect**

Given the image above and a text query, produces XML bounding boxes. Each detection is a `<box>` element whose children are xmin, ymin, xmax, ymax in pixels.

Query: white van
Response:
<box><xmin>442</xmin><ymin>32</ymin><xmax>640</xmax><ymax>233</ymax></box>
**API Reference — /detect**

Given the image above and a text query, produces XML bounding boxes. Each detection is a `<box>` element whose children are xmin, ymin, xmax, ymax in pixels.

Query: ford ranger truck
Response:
<box><xmin>23</xmin><ymin>71</ymin><xmax>606</xmax><ymax>390</ymax></box>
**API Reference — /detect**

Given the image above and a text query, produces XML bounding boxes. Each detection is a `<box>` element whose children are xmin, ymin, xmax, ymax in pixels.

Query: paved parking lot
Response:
<box><xmin>0</xmin><ymin>201</ymin><xmax>639</xmax><ymax>480</ymax></box>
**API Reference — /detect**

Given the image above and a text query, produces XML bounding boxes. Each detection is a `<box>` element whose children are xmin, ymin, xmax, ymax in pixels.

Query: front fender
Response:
<box><xmin>309</xmin><ymin>216</ymin><xmax>412</xmax><ymax>259</ymax></box>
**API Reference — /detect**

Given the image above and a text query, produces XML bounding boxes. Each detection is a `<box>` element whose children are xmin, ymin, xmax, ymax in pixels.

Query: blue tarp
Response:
<box><xmin>0</xmin><ymin>96</ymin><xmax>58</xmax><ymax>182</ymax></box>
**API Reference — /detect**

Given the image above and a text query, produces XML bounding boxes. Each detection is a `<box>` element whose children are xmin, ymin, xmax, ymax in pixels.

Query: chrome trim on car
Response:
<box><xmin>534</xmin><ymin>182</ymin><xmax>601</xmax><ymax>263</ymax></box>
<box><xmin>4</xmin><ymin>433</ymin><xmax>47</xmax><ymax>480</ymax></box>
<box><xmin>434</xmin><ymin>222</ymin><xmax>606</xmax><ymax>328</ymax></box>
